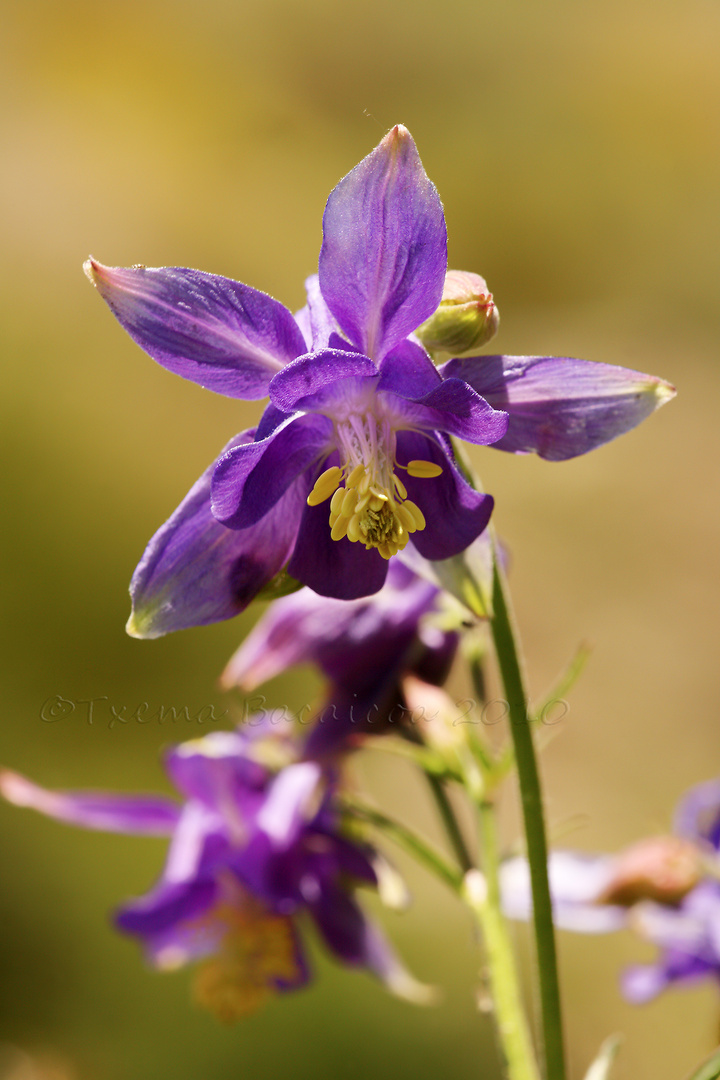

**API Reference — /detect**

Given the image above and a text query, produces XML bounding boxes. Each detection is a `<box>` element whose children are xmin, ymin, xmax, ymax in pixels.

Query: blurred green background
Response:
<box><xmin>1</xmin><ymin>0</ymin><xmax>719</xmax><ymax>1076</ymax></box>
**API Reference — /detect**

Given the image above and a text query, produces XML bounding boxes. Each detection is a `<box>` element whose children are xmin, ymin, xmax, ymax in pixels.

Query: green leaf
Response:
<box><xmin>583</xmin><ymin>1035</ymin><xmax>622</xmax><ymax>1080</ymax></box>
<box><xmin>683</xmin><ymin>1047</ymin><xmax>720</xmax><ymax>1080</ymax></box>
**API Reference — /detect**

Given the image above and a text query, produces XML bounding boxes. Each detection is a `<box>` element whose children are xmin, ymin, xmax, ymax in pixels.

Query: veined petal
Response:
<box><xmin>396</xmin><ymin>433</ymin><xmax>495</xmax><ymax>560</ymax></box>
<box><xmin>441</xmin><ymin>355</ymin><xmax>676</xmax><ymax>461</ymax></box>
<box><xmin>380</xmin><ymin>376</ymin><xmax>508</xmax><ymax>445</ymax></box>
<box><xmin>84</xmin><ymin>260</ymin><xmax>306</xmax><ymax>399</ymax></box>
<box><xmin>319</xmin><ymin>125</ymin><xmax>447</xmax><ymax>361</ymax></box>
<box><xmin>211</xmin><ymin>414</ymin><xmax>332</xmax><ymax>529</ymax></box>
<box><xmin>0</xmin><ymin>768</ymin><xmax>179</xmax><ymax>834</ymax></box>
<box><xmin>269</xmin><ymin>350</ymin><xmax>377</xmax><ymax>413</ymax></box>
<box><xmin>303</xmin><ymin>274</ymin><xmax>341</xmax><ymax>351</ymax></box>
<box><xmin>127</xmin><ymin>431</ymin><xmax>305</xmax><ymax>638</ymax></box>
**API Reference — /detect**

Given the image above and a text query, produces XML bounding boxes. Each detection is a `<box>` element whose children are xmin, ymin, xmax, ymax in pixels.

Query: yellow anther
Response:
<box><xmin>341</xmin><ymin>487</ymin><xmax>358</xmax><ymax>517</ymax></box>
<box><xmin>355</xmin><ymin>493</ymin><xmax>370</xmax><ymax>513</ymax></box>
<box><xmin>347</xmin><ymin>514</ymin><xmax>361</xmax><ymax>542</ymax></box>
<box><xmin>396</xmin><ymin>529</ymin><xmax>410</xmax><ymax>549</ymax></box>
<box><xmin>368</xmin><ymin>495</ymin><xmax>385</xmax><ymax>512</ymax></box>
<box><xmin>396</xmin><ymin>503</ymin><xmax>417</xmax><ymax>533</ymax></box>
<box><xmin>307</xmin><ymin>466</ymin><xmax>343</xmax><ymax>506</ymax></box>
<box><xmin>330</xmin><ymin>487</ymin><xmax>346</xmax><ymax>515</ymax></box>
<box><xmin>393</xmin><ymin>473</ymin><xmax>407</xmax><ymax>499</ymax></box>
<box><xmin>403</xmin><ymin>500</ymin><xmax>426</xmax><ymax>531</ymax></box>
<box><xmin>329</xmin><ymin>512</ymin><xmax>339</xmax><ymax>528</ymax></box>
<box><xmin>378</xmin><ymin>542</ymin><xmax>394</xmax><ymax>560</ymax></box>
<box><xmin>331</xmin><ymin>516</ymin><xmax>349</xmax><ymax>541</ymax></box>
<box><xmin>345</xmin><ymin>463</ymin><xmax>365</xmax><ymax>488</ymax></box>
<box><xmin>406</xmin><ymin>460</ymin><xmax>443</xmax><ymax>479</ymax></box>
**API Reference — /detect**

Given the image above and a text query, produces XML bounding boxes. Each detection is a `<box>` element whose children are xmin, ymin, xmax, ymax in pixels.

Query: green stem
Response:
<box><xmin>464</xmin><ymin>801</ymin><xmax>541</xmax><ymax>1080</ymax></box>
<box><xmin>490</xmin><ymin>556</ymin><xmax>566</xmax><ymax>1080</ymax></box>
<box><xmin>425</xmin><ymin>773</ymin><xmax>474</xmax><ymax>874</ymax></box>
<box><xmin>344</xmin><ymin>797</ymin><xmax>464</xmax><ymax>893</ymax></box>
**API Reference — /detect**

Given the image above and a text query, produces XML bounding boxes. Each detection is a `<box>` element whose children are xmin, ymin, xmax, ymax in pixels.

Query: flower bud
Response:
<box><xmin>415</xmin><ymin>270</ymin><xmax>499</xmax><ymax>357</ymax></box>
<box><xmin>599</xmin><ymin>836</ymin><xmax>703</xmax><ymax>907</ymax></box>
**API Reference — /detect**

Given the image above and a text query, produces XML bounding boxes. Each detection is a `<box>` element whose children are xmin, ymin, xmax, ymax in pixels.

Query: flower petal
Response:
<box><xmin>221</xmin><ymin>558</ymin><xmax>439</xmax><ymax>694</ymax></box>
<box><xmin>0</xmin><ymin>768</ymin><xmax>179</xmax><ymax>834</ymax></box>
<box><xmin>673</xmin><ymin>779</ymin><xmax>720</xmax><ymax>848</ymax></box>
<box><xmin>311</xmin><ymin>886</ymin><xmax>433</xmax><ymax>1001</ymax></box>
<box><xmin>500</xmin><ymin>852</ymin><xmax>627</xmax><ymax>934</ymax></box>
<box><xmin>441</xmin><ymin>355</ymin><xmax>676</xmax><ymax>461</ymax></box>
<box><xmin>255</xmin><ymin>762</ymin><xmax>323</xmax><ymax>850</ymax></box>
<box><xmin>287</xmin><ymin>486</ymin><xmax>389</xmax><ymax>599</ymax></box>
<box><xmin>381</xmin><ymin>376</ymin><xmax>508</xmax><ymax>445</ymax></box>
<box><xmin>396</xmin><ymin>432</ymin><xmax>495</xmax><ymax>560</ymax></box>
<box><xmin>319</xmin><ymin>125</ymin><xmax>447</xmax><ymax>361</ymax></box>
<box><xmin>127</xmin><ymin>431</ymin><xmax>306</xmax><ymax>638</ymax></box>
<box><xmin>85</xmin><ymin>260</ymin><xmax>306</xmax><ymax>399</ymax></box>
<box><xmin>377</xmin><ymin>338</ymin><xmax>443</xmax><ymax>398</ymax></box>
<box><xmin>268</xmin><ymin>350</ymin><xmax>377</xmax><ymax>413</ymax></box>
<box><xmin>116</xmin><ymin>877</ymin><xmax>218</xmax><ymax>938</ymax></box>
<box><xmin>211</xmin><ymin>414</ymin><xmax>332</xmax><ymax>528</ymax></box>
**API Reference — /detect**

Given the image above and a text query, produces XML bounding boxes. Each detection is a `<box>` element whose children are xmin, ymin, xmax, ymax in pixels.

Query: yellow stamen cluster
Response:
<box><xmin>306</xmin><ymin>413</ymin><xmax>443</xmax><ymax>560</ymax></box>
<box><xmin>192</xmin><ymin>901</ymin><xmax>301</xmax><ymax>1022</ymax></box>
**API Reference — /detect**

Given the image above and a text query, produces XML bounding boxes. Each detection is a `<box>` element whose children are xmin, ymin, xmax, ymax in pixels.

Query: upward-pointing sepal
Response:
<box><xmin>319</xmin><ymin>126</ymin><xmax>447</xmax><ymax>362</ymax></box>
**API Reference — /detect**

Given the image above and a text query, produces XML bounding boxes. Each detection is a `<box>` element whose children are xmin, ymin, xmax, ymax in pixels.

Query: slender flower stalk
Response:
<box><xmin>489</xmin><ymin>556</ymin><xmax>566</xmax><ymax>1080</ymax></box>
<box><xmin>464</xmin><ymin>802</ymin><xmax>541</xmax><ymax>1080</ymax></box>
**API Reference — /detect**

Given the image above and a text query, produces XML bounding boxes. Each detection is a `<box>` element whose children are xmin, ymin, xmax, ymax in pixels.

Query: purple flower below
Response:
<box><xmin>222</xmin><ymin>558</ymin><xmax>459</xmax><ymax>757</ymax></box>
<box><xmin>0</xmin><ymin>725</ymin><xmax>428</xmax><ymax>1019</ymax></box>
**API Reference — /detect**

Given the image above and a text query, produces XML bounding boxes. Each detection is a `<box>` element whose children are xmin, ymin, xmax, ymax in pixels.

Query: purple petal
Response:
<box><xmin>268</xmin><ymin>350</ymin><xmax>377</xmax><ymax>413</ymax></box>
<box><xmin>380</xmin><ymin>377</ymin><xmax>508</xmax><ymax>445</ymax></box>
<box><xmin>621</xmin><ymin>963</ymin><xmax>672</xmax><ymax>1003</ymax></box>
<box><xmin>165</xmin><ymin>732</ymin><xmax>267</xmax><ymax>819</ymax></box>
<box><xmin>303</xmin><ymin>274</ymin><xmax>341</xmax><ymax>351</ymax></box>
<box><xmin>116</xmin><ymin>877</ymin><xmax>218</xmax><ymax>937</ymax></box>
<box><xmin>256</xmin><ymin>763</ymin><xmax>323</xmax><ymax>849</ymax></box>
<box><xmin>377</xmin><ymin>338</ymin><xmax>442</xmax><ymax>398</ymax></box>
<box><xmin>500</xmin><ymin>852</ymin><xmax>627</xmax><ymax>934</ymax></box>
<box><xmin>441</xmin><ymin>355</ymin><xmax>676</xmax><ymax>461</ymax></box>
<box><xmin>673</xmin><ymin>779</ymin><xmax>720</xmax><ymax>848</ymax></box>
<box><xmin>162</xmin><ymin>802</ymin><xmax>229</xmax><ymax>884</ymax></box>
<box><xmin>397</xmin><ymin>433</ymin><xmax>495</xmax><ymax>560</ymax></box>
<box><xmin>287</xmin><ymin>484</ymin><xmax>389</xmax><ymax>600</ymax></box>
<box><xmin>85</xmin><ymin>261</ymin><xmax>307</xmax><ymax>399</ymax></box>
<box><xmin>221</xmin><ymin>558</ymin><xmax>439</xmax><ymax>694</ymax></box>
<box><xmin>0</xmin><ymin>769</ymin><xmax>179</xmax><ymax>834</ymax></box>
<box><xmin>211</xmin><ymin>414</ymin><xmax>332</xmax><ymax>529</ymax></box>
<box><xmin>127</xmin><ymin>431</ymin><xmax>306</xmax><ymax>638</ymax></box>
<box><xmin>311</xmin><ymin>887</ymin><xmax>432</xmax><ymax>1000</ymax></box>
<box><xmin>319</xmin><ymin>126</ymin><xmax>447</xmax><ymax>361</ymax></box>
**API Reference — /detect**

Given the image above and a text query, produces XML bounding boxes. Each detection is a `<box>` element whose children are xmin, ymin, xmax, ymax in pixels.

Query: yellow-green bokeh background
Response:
<box><xmin>1</xmin><ymin>1</ymin><xmax>719</xmax><ymax>1077</ymax></box>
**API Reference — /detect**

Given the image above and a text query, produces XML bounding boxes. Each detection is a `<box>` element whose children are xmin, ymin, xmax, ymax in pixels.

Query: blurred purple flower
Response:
<box><xmin>1</xmin><ymin>725</ymin><xmax>427</xmax><ymax>1019</ymax></box>
<box><xmin>500</xmin><ymin>779</ymin><xmax>720</xmax><ymax>1003</ymax></box>
<box><xmin>222</xmin><ymin>558</ymin><xmax>459</xmax><ymax>757</ymax></box>
<box><xmin>85</xmin><ymin>126</ymin><xmax>674</xmax><ymax>636</ymax></box>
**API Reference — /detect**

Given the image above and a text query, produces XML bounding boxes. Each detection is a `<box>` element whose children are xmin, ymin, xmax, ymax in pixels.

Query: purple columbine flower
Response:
<box><xmin>0</xmin><ymin>724</ymin><xmax>427</xmax><ymax>1020</ymax></box>
<box><xmin>85</xmin><ymin>125</ymin><xmax>674</xmax><ymax>635</ymax></box>
<box><xmin>221</xmin><ymin>558</ymin><xmax>459</xmax><ymax>757</ymax></box>
<box><xmin>500</xmin><ymin>779</ymin><xmax>720</xmax><ymax>1003</ymax></box>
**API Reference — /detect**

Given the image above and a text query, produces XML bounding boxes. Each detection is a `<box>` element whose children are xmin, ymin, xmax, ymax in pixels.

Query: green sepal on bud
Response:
<box><xmin>415</xmin><ymin>270</ymin><xmax>499</xmax><ymax>359</ymax></box>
